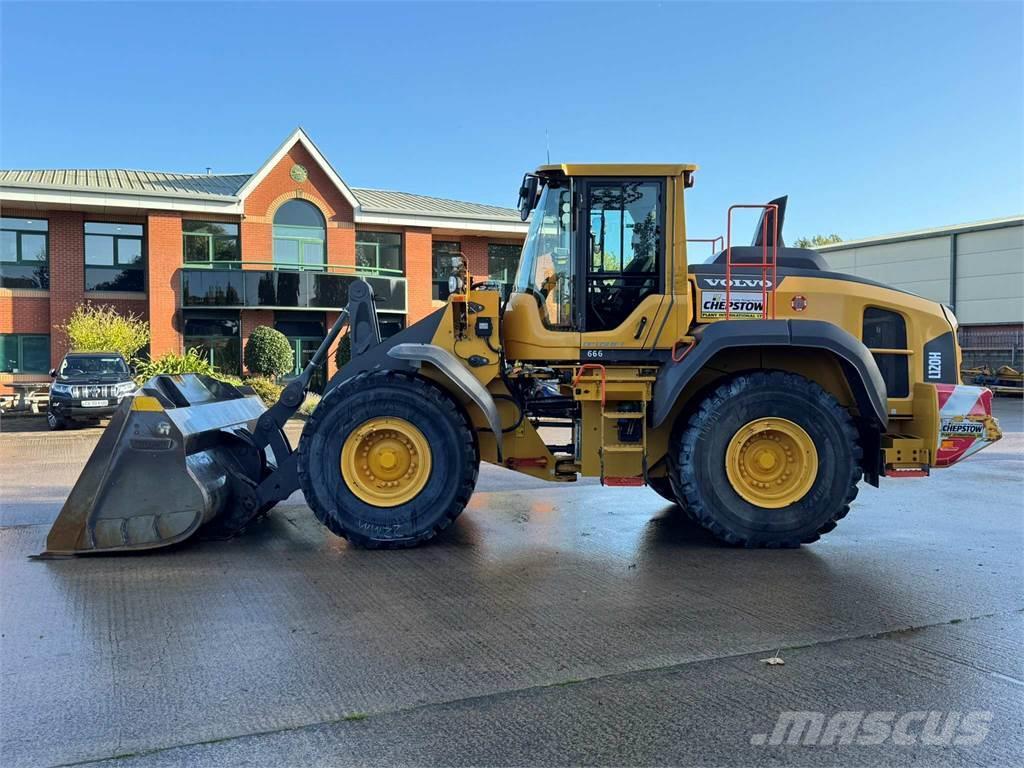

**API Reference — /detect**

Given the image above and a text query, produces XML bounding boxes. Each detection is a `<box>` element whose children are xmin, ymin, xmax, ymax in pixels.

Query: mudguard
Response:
<box><xmin>387</xmin><ymin>343</ymin><xmax>504</xmax><ymax>460</ymax></box>
<box><xmin>651</xmin><ymin>319</ymin><xmax>889</xmax><ymax>429</ymax></box>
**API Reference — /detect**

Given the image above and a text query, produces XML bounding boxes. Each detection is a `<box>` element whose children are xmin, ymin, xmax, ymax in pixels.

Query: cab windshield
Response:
<box><xmin>60</xmin><ymin>356</ymin><xmax>128</xmax><ymax>377</ymax></box>
<box><xmin>513</xmin><ymin>180</ymin><xmax>574</xmax><ymax>329</ymax></box>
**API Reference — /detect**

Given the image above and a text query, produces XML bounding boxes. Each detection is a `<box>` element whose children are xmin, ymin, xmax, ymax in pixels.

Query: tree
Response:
<box><xmin>244</xmin><ymin>326</ymin><xmax>294</xmax><ymax>378</ymax></box>
<box><xmin>60</xmin><ymin>303</ymin><xmax>150</xmax><ymax>361</ymax></box>
<box><xmin>793</xmin><ymin>234</ymin><xmax>843</xmax><ymax>248</ymax></box>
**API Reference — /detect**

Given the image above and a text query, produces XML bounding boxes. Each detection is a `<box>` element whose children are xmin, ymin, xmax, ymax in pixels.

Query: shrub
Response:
<box><xmin>298</xmin><ymin>392</ymin><xmax>321</xmax><ymax>417</ymax></box>
<box><xmin>333</xmin><ymin>332</ymin><xmax>352</xmax><ymax>371</ymax></box>
<box><xmin>243</xmin><ymin>376</ymin><xmax>283</xmax><ymax>406</ymax></box>
<box><xmin>134</xmin><ymin>348</ymin><xmax>242</xmax><ymax>386</ymax></box>
<box><xmin>244</xmin><ymin>326</ymin><xmax>294</xmax><ymax>378</ymax></box>
<box><xmin>60</xmin><ymin>304</ymin><xmax>150</xmax><ymax>362</ymax></box>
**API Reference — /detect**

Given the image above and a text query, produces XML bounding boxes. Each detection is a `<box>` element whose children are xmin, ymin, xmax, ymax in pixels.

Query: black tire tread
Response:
<box><xmin>297</xmin><ymin>369</ymin><xmax>478</xmax><ymax>549</ymax></box>
<box><xmin>647</xmin><ymin>476</ymin><xmax>677</xmax><ymax>504</ymax></box>
<box><xmin>669</xmin><ymin>371</ymin><xmax>861</xmax><ymax>548</ymax></box>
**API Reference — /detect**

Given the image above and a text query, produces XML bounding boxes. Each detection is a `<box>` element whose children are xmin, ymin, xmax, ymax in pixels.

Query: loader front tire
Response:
<box><xmin>298</xmin><ymin>371</ymin><xmax>478</xmax><ymax>548</ymax></box>
<box><xmin>669</xmin><ymin>371</ymin><xmax>861</xmax><ymax>548</ymax></box>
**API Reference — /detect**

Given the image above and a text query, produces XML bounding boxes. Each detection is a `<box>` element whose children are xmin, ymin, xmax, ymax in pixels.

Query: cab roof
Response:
<box><xmin>536</xmin><ymin>163</ymin><xmax>698</xmax><ymax>177</ymax></box>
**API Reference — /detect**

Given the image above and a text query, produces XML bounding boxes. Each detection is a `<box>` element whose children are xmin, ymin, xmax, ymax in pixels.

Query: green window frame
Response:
<box><xmin>183</xmin><ymin>221</ymin><xmax>240</xmax><ymax>267</ymax></box>
<box><xmin>273</xmin><ymin>227</ymin><xmax>325</xmax><ymax>269</ymax></box>
<box><xmin>85</xmin><ymin>222</ymin><xmax>145</xmax><ymax>292</ymax></box>
<box><xmin>355</xmin><ymin>231</ymin><xmax>403</xmax><ymax>275</ymax></box>
<box><xmin>273</xmin><ymin>200</ymin><xmax>326</xmax><ymax>270</ymax></box>
<box><xmin>1</xmin><ymin>217</ymin><xmax>49</xmax><ymax>289</ymax></box>
<box><xmin>0</xmin><ymin>333</ymin><xmax>51</xmax><ymax>373</ymax></box>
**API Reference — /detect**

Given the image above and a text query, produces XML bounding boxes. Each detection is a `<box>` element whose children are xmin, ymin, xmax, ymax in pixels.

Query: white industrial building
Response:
<box><xmin>817</xmin><ymin>216</ymin><xmax>1023</xmax><ymax>369</ymax></box>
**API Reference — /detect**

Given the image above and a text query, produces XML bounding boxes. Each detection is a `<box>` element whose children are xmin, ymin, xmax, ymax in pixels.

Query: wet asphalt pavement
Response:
<box><xmin>0</xmin><ymin>400</ymin><xmax>1021</xmax><ymax>767</ymax></box>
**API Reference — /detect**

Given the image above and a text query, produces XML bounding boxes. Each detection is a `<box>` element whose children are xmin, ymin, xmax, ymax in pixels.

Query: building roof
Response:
<box><xmin>0</xmin><ymin>169</ymin><xmax>250</xmax><ymax>198</ymax></box>
<box><xmin>815</xmin><ymin>215</ymin><xmax>1024</xmax><ymax>250</ymax></box>
<box><xmin>352</xmin><ymin>187</ymin><xmax>520</xmax><ymax>221</ymax></box>
<box><xmin>0</xmin><ymin>167</ymin><xmax>522</xmax><ymax>221</ymax></box>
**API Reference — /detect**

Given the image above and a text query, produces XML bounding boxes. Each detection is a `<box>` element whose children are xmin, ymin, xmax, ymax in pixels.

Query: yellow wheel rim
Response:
<box><xmin>725</xmin><ymin>418</ymin><xmax>818</xmax><ymax>509</ymax></box>
<box><xmin>341</xmin><ymin>417</ymin><xmax>432</xmax><ymax>507</ymax></box>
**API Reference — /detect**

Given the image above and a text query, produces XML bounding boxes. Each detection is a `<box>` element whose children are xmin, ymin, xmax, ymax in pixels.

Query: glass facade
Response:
<box><xmin>182</xmin><ymin>312</ymin><xmax>241</xmax><ymax>376</ymax></box>
<box><xmin>356</xmin><ymin>231</ymin><xmax>403</xmax><ymax>274</ymax></box>
<box><xmin>0</xmin><ymin>334</ymin><xmax>50</xmax><ymax>373</ymax></box>
<box><xmin>0</xmin><ymin>217</ymin><xmax>49</xmax><ymax>289</ymax></box>
<box><xmin>487</xmin><ymin>242</ymin><xmax>520</xmax><ymax>299</ymax></box>
<box><xmin>275</xmin><ymin>313</ymin><xmax>327</xmax><ymax>393</ymax></box>
<box><xmin>85</xmin><ymin>222</ymin><xmax>145</xmax><ymax>292</ymax></box>
<box><xmin>183</xmin><ymin>221</ymin><xmax>240</xmax><ymax>267</ymax></box>
<box><xmin>181</xmin><ymin>268</ymin><xmax>407</xmax><ymax>312</ymax></box>
<box><xmin>432</xmin><ymin>240</ymin><xmax>460</xmax><ymax>300</ymax></box>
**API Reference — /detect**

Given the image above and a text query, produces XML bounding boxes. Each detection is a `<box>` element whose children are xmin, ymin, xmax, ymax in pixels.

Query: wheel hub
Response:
<box><xmin>341</xmin><ymin>417</ymin><xmax>432</xmax><ymax>507</ymax></box>
<box><xmin>725</xmin><ymin>417</ymin><xmax>818</xmax><ymax>508</ymax></box>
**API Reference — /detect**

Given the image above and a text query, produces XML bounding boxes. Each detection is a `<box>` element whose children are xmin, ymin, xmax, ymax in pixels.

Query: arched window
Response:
<box><xmin>273</xmin><ymin>199</ymin><xmax>325</xmax><ymax>269</ymax></box>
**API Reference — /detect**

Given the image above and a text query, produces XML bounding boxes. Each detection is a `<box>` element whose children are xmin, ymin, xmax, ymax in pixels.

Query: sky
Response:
<box><xmin>1</xmin><ymin>1</ymin><xmax>1022</xmax><ymax>242</ymax></box>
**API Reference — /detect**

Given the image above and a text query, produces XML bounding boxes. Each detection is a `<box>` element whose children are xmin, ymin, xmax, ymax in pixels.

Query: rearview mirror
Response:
<box><xmin>517</xmin><ymin>174</ymin><xmax>539</xmax><ymax>222</ymax></box>
<box><xmin>49</xmin><ymin>368</ymin><xmax>57</xmax><ymax>378</ymax></box>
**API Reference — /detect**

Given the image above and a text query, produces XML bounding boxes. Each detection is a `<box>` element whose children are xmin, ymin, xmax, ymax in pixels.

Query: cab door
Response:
<box><xmin>576</xmin><ymin>178</ymin><xmax>669</xmax><ymax>358</ymax></box>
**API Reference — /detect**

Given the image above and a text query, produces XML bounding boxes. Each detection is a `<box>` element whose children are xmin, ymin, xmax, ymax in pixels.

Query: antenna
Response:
<box><xmin>545</xmin><ymin>128</ymin><xmax>550</xmax><ymax>164</ymax></box>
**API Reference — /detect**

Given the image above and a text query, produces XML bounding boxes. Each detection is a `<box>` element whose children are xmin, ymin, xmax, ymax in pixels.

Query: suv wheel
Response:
<box><xmin>47</xmin><ymin>410</ymin><xmax>67</xmax><ymax>431</ymax></box>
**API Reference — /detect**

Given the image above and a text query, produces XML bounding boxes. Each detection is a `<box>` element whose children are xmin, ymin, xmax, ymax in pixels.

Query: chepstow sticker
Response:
<box><xmin>941</xmin><ymin>419</ymin><xmax>986</xmax><ymax>437</ymax></box>
<box><xmin>701</xmin><ymin>291</ymin><xmax>765</xmax><ymax>318</ymax></box>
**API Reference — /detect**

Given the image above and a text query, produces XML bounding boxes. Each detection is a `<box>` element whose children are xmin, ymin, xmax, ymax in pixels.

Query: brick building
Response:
<box><xmin>0</xmin><ymin>128</ymin><xmax>527</xmax><ymax>393</ymax></box>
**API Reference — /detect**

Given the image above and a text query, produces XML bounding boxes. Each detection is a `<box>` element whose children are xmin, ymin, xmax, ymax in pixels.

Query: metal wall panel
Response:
<box><xmin>821</xmin><ymin>222</ymin><xmax>1023</xmax><ymax>325</ymax></box>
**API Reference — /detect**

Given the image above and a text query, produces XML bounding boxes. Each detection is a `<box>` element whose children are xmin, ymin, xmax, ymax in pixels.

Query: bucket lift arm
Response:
<box><xmin>245</xmin><ymin>279</ymin><xmax>381</xmax><ymax>509</ymax></box>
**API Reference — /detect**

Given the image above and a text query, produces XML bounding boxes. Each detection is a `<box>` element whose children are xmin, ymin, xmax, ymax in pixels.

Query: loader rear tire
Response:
<box><xmin>648</xmin><ymin>476</ymin><xmax>699</xmax><ymax>522</ymax></box>
<box><xmin>648</xmin><ymin>477</ymin><xmax>678</xmax><ymax>504</ymax></box>
<box><xmin>669</xmin><ymin>371</ymin><xmax>861</xmax><ymax>548</ymax></box>
<box><xmin>298</xmin><ymin>370</ymin><xmax>478</xmax><ymax>548</ymax></box>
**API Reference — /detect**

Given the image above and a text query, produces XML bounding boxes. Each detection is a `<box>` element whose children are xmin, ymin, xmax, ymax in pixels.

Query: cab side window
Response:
<box><xmin>585</xmin><ymin>181</ymin><xmax>661</xmax><ymax>330</ymax></box>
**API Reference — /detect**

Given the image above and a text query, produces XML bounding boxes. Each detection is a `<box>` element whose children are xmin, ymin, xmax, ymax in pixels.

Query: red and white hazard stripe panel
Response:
<box><xmin>934</xmin><ymin>384</ymin><xmax>1002</xmax><ymax>467</ymax></box>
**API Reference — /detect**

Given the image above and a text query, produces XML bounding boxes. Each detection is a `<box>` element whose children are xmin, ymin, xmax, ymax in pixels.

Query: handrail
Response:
<box><xmin>725</xmin><ymin>205</ymin><xmax>778</xmax><ymax>320</ymax></box>
<box><xmin>181</xmin><ymin>260</ymin><xmax>405</xmax><ymax>277</ymax></box>
<box><xmin>687</xmin><ymin>237</ymin><xmax>724</xmax><ymax>258</ymax></box>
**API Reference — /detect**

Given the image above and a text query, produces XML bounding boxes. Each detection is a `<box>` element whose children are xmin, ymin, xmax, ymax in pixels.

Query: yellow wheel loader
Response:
<box><xmin>42</xmin><ymin>164</ymin><xmax>1003</xmax><ymax>556</ymax></box>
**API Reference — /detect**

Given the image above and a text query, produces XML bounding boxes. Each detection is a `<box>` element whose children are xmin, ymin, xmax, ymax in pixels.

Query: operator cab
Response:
<box><xmin>503</xmin><ymin>163</ymin><xmax>696</xmax><ymax>361</ymax></box>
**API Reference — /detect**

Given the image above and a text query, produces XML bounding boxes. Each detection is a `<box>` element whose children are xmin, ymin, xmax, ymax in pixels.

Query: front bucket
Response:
<box><xmin>42</xmin><ymin>374</ymin><xmax>272</xmax><ymax>556</ymax></box>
